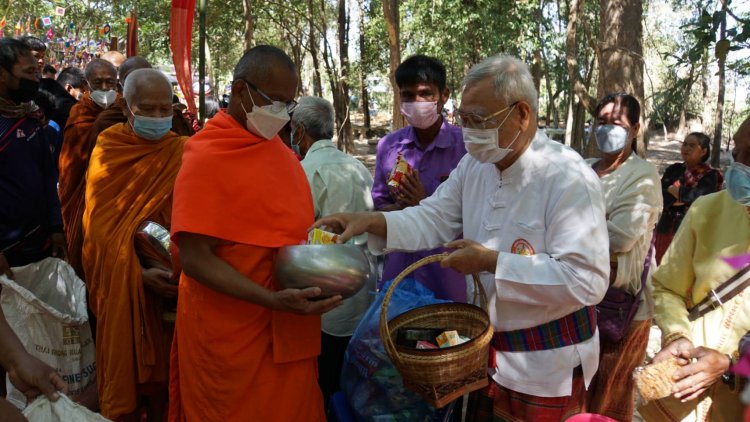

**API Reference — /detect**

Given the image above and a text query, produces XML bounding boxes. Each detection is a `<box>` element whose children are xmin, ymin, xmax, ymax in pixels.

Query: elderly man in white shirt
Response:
<box><xmin>314</xmin><ymin>55</ymin><xmax>609</xmax><ymax>421</ymax></box>
<box><xmin>290</xmin><ymin>96</ymin><xmax>376</xmax><ymax>413</ymax></box>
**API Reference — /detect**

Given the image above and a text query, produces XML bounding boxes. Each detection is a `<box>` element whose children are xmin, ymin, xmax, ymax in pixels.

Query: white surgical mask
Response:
<box><xmin>241</xmin><ymin>85</ymin><xmax>290</xmax><ymax>140</ymax></box>
<box><xmin>90</xmin><ymin>89</ymin><xmax>116</xmax><ymax>109</ymax></box>
<box><xmin>462</xmin><ymin>104</ymin><xmax>519</xmax><ymax>164</ymax></box>
<box><xmin>594</xmin><ymin>124</ymin><xmax>629</xmax><ymax>154</ymax></box>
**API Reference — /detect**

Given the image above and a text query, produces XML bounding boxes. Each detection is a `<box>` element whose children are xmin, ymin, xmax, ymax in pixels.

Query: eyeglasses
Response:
<box><xmin>241</xmin><ymin>79</ymin><xmax>298</xmax><ymax>113</ymax></box>
<box><xmin>455</xmin><ymin>101</ymin><xmax>519</xmax><ymax>129</ymax></box>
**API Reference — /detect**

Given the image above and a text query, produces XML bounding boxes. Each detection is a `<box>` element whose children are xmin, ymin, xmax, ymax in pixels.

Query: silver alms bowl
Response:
<box><xmin>273</xmin><ymin>244</ymin><xmax>370</xmax><ymax>299</ymax></box>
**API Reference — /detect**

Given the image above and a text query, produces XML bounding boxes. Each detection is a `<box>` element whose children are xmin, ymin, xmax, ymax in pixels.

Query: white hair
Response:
<box><xmin>462</xmin><ymin>54</ymin><xmax>538</xmax><ymax>115</ymax></box>
<box><xmin>122</xmin><ymin>68</ymin><xmax>172</xmax><ymax>107</ymax></box>
<box><xmin>291</xmin><ymin>96</ymin><xmax>335</xmax><ymax>140</ymax></box>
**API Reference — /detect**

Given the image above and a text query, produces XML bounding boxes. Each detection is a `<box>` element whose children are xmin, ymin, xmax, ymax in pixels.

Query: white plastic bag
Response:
<box><xmin>23</xmin><ymin>394</ymin><xmax>110</xmax><ymax>422</ymax></box>
<box><xmin>0</xmin><ymin>258</ymin><xmax>96</xmax><ymax>409</ymax></box>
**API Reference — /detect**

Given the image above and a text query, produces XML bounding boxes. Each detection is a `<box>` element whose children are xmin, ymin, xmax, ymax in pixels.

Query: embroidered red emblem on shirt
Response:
<box><xmin>511</xmin><ymin>239</ymin><xmax>535</xmax><ymax>256</ymax></box>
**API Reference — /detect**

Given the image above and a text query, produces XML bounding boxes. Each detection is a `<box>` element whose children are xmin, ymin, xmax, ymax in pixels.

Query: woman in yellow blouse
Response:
<box><xmin>640</xmin><ymin>116</ymin><xmax>750</xmax><ymax>421</ymax></box>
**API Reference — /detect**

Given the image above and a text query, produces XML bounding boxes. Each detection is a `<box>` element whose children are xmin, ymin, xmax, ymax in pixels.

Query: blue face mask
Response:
<box><xmin>725</xmin><ymin>162</ymin><xmax>750</xmax><ymax>206</ymax></box>
<box><xmin>290</xmin><ymin>124</ymin><xmax>304</xmax><ymax>156</ymax></box>
<box><xmin>128</xmin><ymin>106</ymin><xmax>172</xmax><ymax>141</ymax></box>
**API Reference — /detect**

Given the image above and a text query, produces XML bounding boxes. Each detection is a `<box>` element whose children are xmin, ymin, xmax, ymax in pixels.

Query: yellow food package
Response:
<box><xmin>435</xmin><ymin>330</ymin><xmax>461</xmax><ymax>348</ymax></box>
<box><xmin>308</xmin><ymin>228</ymin><xmax>339</xmax><ymax>245</ymax></box>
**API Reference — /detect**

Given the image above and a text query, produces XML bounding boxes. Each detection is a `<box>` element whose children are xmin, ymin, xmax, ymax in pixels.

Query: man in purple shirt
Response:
<box><xmin>373</xmin><ymin>55</ymin><xmax>466</xmax><ymax>301</ymax></box>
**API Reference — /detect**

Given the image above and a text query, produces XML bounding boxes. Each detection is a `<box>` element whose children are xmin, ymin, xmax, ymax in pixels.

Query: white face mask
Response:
<box><xmin>90</xmin><ymin>89</ymin><xmax>116</xmax><ymax>109</ymax></box>
<box><xmin>594</xmin><ymin>124</ymin><xmax>629</xmax><ymax>154</ymax></box>
<box><xmin>462</xmin><ymin>104</ymin><xmax>519</xmax><ymax>164</ymax></box>
<box><xmin>241</xmin><ymin>84</ymin><xmax>290</xmax><ymax>140</ymax></box>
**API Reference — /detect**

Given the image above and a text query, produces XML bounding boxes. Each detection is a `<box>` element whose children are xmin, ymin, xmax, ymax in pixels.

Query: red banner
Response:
<box><xmin>170</xmin><ymin>0</ymin><xmax>197</xmax><ymax>116</ymax></box>
<box><xmin>126</xmin><ymin>11</ymin><xmax>138</xmax><ymax>57</ymax></box>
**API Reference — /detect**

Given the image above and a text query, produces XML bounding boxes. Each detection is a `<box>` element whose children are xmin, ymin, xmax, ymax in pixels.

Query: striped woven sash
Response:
<box><xmin>492</xmin><ymin>306</ymin><xmax>597</xmax><ymax>352</ymax></box>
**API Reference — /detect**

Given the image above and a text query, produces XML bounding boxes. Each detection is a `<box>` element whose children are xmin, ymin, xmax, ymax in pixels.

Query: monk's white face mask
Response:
<box><xmin>90</xmin><ymin>89</ymin><xmax>116</xmax><ymax>109</ymax></box>
<box><xmin>241</xmin><ymin>84</ymin><xmax>290</xmax><ymax>140</ymax></box>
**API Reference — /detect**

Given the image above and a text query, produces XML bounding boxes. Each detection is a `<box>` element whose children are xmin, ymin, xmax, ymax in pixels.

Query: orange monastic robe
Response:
<box><xmin>59</xmin><ymin>92</ymin><xmax>111</xmax><ymax>280</ymax></box>
<box><xmin>169</xmin><ymin>111</ymin><xmax>324</xmax><ymax>421</ymax></box>
<box><xmin>82</xmin><ymin>123</ymin><xmax>187</xmax><ymax>419</ymax></box>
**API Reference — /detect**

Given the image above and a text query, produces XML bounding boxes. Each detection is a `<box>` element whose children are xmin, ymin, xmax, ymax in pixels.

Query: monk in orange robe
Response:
<box><xmin>92</xmin><ymin>56</ymin><xmax>194</xmax><ymax>142</ymax></box>
<box><xmin>82</xmin><ymin>69</ymin><xmax>186</xmax><ymax>421</ymax></box>
<box><xmin>169</xmin><ymin>46</ymin><xmax>341</xmax><ymax>422</ymax></box>
<box><xmin>59</xmin><ymin>59</ymin><xmax>118</xmax><ymax>280</ymax></box>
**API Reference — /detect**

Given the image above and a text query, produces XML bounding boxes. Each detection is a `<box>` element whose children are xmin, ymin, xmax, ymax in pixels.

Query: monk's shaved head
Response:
<box><xmin>228</xmin><ymin>45</ymin><xmax>298</xmax><ymax>129</ymax></box>
<box><xmin>233</xmin><ymin>45</ymin><xmax>296</xmax><ymax>85</ymax></box>
<box><xmin>85</xmin><ymin>59</ymin><xmax>117</xmax><ymax>81</ymax></box>
<box><xmin>101</xmin><ymin>50</ymin><xmax>126</xmax><ymax>69</ymax></box>
<box><xmin>85</xmin><ymin>59</ymin><xmax>117</xmax><ymax>91</ymax></box>
<box><xmin>123</xmin><ymin>68</ymin><xmax>172</xmax><ymax>107</ymax></box>
<box><xmin>119</xmin><ymin>56</ymin><xmax>152</xmax><ymax>83</ymax></box>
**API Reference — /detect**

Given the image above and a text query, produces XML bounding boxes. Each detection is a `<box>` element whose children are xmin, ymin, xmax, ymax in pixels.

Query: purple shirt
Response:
<box><xmin>373</xmin><ymin>120</ymin><xmax>467</xmax><ymax>301</ymax></box>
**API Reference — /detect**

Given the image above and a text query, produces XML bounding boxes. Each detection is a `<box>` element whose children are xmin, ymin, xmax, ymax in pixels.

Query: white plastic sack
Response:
<box><xmin>23</xmin><ymin>394</ymin><xmax>110</xmax><ymax>422</ymax></box>
<box><xmin>0</xmin><ymin>258</ymin><xmax>96</xmax><ymax>409</ymax></box>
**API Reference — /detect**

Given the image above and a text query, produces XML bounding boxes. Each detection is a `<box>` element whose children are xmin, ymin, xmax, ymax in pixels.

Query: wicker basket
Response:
<box><xmin>379</xmin><ymin>253</ymin><xmax>493</xmax><ymax>408</ymax></box>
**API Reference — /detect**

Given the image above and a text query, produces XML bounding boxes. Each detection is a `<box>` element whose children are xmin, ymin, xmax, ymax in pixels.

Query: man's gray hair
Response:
<box><xmin>463</xmin><ymin>54</ymin><xmax>538</xmax><ymax>115</ymax></box>
<box><xmin>292</xmin><ymin>96</ymin><xmax>335</xmax><ymax>140</ymax></box>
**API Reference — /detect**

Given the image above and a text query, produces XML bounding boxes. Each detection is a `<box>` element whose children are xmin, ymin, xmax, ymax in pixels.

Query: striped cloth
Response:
<box><xmin>492</xmin><ymin>306</ymin><xmax>596</xmax><ymax>352</ymax></box>
<box><xmin>466</xmin><ymin>367</ymin><xmax>585</xmax><ymax>422</ymax></box>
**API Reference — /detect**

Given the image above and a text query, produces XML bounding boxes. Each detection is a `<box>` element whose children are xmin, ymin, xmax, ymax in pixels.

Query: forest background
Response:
<box><xmin>7</xmin><ymin>0</ymin><xmax>750</xmax><ymax>165</ymax></box>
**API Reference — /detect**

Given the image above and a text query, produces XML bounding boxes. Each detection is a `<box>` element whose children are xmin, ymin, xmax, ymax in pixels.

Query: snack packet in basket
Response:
<box><xmin>308</xmin><ymin>228</ymin><xmax>339</xmax><ymax>245</ymax></box>
<box><xmin>633</xmin><ymin>356</ymin><xmax>683</xmax><ymax>401</ymax></box>
<box><xmin>388</xmin><ymin>153</ymin><xmax>413</xmax><ymax>189</ymax></box>
<box><xmin>436</xmin><ymin>330</ymin><xmax>461</xmax><ymax>348</ymax></box>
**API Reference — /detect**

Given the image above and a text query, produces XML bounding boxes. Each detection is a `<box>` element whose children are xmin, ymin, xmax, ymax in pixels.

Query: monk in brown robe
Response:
<box><xmin>82</xmin><ymin>69</ymin><xmax>186</xmax><ymax>421</ymax></box>
<box><xmin>92</xmin><ymin>56</ymin><xmax>194</xmax><ymax>144</ymax></box>
<box><xmin>59</xmin><ymin>59</ymin><xmax>118</xmax><ymax>280</ymax></box>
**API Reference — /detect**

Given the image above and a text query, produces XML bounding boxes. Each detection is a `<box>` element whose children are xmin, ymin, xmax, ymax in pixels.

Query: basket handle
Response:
<box><xmin>379</xmin><ymin>253</ymin><xmax>487</xmax><ymax>362</ymax></box>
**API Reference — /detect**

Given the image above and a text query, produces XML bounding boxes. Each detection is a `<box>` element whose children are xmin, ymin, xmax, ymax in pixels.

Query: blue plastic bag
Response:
<box><xmin>340</xmin><ymin>278</ymin><xmax>454</xmax><ymax>421</ymax></box>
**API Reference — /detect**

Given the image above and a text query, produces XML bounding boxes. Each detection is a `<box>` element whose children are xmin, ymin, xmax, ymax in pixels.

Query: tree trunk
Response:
<box><xmin>676</xmin><ymin>63</ymin><xmax>695</xmax><ymax>138</ymax></box>
<box><xmin>358</xmin><ymin>0</ymin><xmax>371</xmax><ymax>137</ymax></box>
<box><xmin>711</xmin><ymin>1</ymin><xmax>728</xmax><ymax>167</ymax></box>
<box><xmin>243</xmin><ymin>0</ymin><xmax>253</xmax><ymax>51</ymax></box>
<box><xmin>564</xmin><ymin>0</ymin><xmax>596</xmax><ymax>150</ymax></box>
<box><xmin>701</xmin><ymin>51</ymin><xmax>711</xmax><ymax>133</ymax></box>
<box><xmin>336</xmin><ymin>0</ymin><xmax>354</xmax><ymax>152</ymax></box>
<box><xmin>307</xmin><ymin>0</ymin><xmax>323</xmax><ymax>97</ymax></box>
<box><xmin>383</xmin><ymin>0</ymin><xmax>403</xmax><ymax>130</ymax></box>
<box><xmin>595</xmin><ymin>0</ymin><xmax>645</xmax><ymax>157</ymax></box>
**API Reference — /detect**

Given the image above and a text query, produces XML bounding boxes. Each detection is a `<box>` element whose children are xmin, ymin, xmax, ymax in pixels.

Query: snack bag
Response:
<box><xmin>308</xmin><ymin>228</ymin><xmax>339</xmax><ymax>245</ymax></box>
<box><xmin>633</xmin><ymin>357</ymin><xmax>683</xmax><ymax>401</ymax></box>
<box><xmin>436</xmin><ymin>330</ymin><xmax>461</xmax><ymax>348</ymax></box>
<box><xmin>388</xmin><ymin>153</ymin><xmax>413</xmax><ymax>189</ymax></box>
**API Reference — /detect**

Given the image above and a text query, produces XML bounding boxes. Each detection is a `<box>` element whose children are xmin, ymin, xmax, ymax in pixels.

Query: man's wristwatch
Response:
<box><xmin>721</xmin><ymin>354</ymin><xmax>735</xmax><ymax>388</ymax></box>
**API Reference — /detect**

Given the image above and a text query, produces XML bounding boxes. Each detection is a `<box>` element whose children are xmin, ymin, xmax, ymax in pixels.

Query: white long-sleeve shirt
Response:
<box><xmin>587</xmin><ymin>154</ymin><xmax>662</xmax><ymax>321</ymax></box>
<box><xmin>370</xmin><ymin>131</ymin><xmax>610</xmax><ymax>397</ymax></box>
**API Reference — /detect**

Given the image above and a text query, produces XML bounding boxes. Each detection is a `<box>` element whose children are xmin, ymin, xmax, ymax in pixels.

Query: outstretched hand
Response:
<box><xmin>272</xmin><ymin>287</ymin><xmax>343</xmax><ymax>315</ymax></box>
<box><xmin>310</xmin><ymin>212</ymin><xmax>386</xmax><ymax>244</ymax></box>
